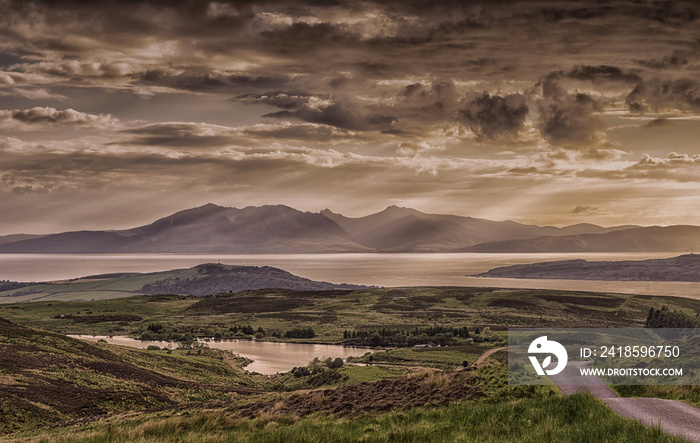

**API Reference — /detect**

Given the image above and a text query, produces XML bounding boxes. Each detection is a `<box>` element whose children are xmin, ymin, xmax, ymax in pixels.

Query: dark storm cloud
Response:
<box><xmin>257</xmin><ymin>22</ymin><xmax>360</xmax><ymax>54</ymax></box>
<box><xmin>136</xmin><ymin>70</ymin><xmax>293</xmax><ymax>93</ymax></box>
<box><xmin>626</xmin><ymin>78</ymin><xmax>700</xmax><ymax>113</ymax></box>
<box><xmin>566</xmin><ymin>65</ymin><xmax>640</xmax><ymax>84</ymax></box>
<box><xmin>630</xmin><ymin>0</ymin><xmax>699</xmax><ymax>24</ymax></box>
<box><xmin>0</xmin><ymin>1</ymin><xmax>253</xmax><ymax>46</ymax></box>
<box><xmin>635</xmin><ymin>50</ymin><xmax>693</xmax><ymax>70</ymax></box>
<box><xmin>235</xmin><ymin>91</ymin><xmax>313</xmax><ymax>110</ymax></box>
<box><xmin>537</xmin><ymin>74</ymin><xmax>603</xmax><ymax>147</ymax></box>
<box><xmin>236</xmin><ymin>92</ymin><xmax>395</xmax><ymax>131</ymax></box>
<box><xmin>265</xmin><ymin>103</ymin><xmax>394</xmax><ymax>131</ymax></box>
<box><xmin>123</xmin><ymin>123</ymin><xmax>237</xmax><ymax>148</ymax></box>
<box><xmin>398</xmin><ymin>80</ymin><xmax>459</xmax><ymax>120</ymax></box>
<box><xmin>458</xmin><ymin>92</ymin><xmax>529</xmax><ymax>141</ymax></box>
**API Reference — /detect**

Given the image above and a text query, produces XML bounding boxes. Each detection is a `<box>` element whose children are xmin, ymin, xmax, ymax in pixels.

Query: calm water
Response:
<box><xmin>69</xmin><ymin>335</ymin><xmax>367</xmax><ymax>375</ymax></box>
<box><xmin>1</xmin><ymin>252</ymin><xmax>699</xmax><ymax>298</ymax></box>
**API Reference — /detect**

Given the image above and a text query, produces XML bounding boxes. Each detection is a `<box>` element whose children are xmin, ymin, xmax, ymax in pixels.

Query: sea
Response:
<box><xmin>0</xmin><ymin>252</ymin><xmax>698</xmax><ymax>299</ymax></box>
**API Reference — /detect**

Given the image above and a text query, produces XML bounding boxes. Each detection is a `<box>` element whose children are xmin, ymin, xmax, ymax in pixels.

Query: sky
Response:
<box><xmin>1</xmin><ymin>0</ymin><xmax>700</xmax><ymax>234</ymax></box>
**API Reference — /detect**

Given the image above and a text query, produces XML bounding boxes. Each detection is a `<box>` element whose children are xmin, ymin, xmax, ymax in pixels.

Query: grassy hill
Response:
<box><xmin>0</xmin><ymin>317</ymin><xmax>261</xmax><ymax>434</ymax></box>
<box><xmin>0</xmin><ymin>263</ymin><xmax>366</xmax><ymax>303</ymax></box>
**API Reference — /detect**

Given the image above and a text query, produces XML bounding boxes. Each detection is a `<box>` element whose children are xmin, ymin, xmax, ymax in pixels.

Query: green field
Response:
<box><xmin>1</xmin><ymin>286</ymin><xmax>699</xmax><ymax>342</ymax></box>
<box><xmin>0</xmin><ymin>272</ymin><xmax>168</xmax><ymax>303</ymax></box>
<box><xmin>1</xmin><ymin>286</ymin><xmax>699</xmax><ymax>441</ymax></box>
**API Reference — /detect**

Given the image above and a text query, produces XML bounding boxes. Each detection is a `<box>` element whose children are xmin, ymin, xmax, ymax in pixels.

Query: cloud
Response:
<box><xmin>570</xmin><ymin>205</ymin><xmax>598</xmax><ymax>215</ymax></box>
<box><xmin>136</xmin><ymin>69</ymin><xmax>293</xmax><ymax>93</ymax></box>
<box><xmin>578</xmin><ymin>152</ymin><xmax>700</xmax><ymax>183</ymax></box>
<box><xmin>0</xmin><ymin>107</ymin><xmax>119</xmax><ymax>129</ymax></box>
<box><xmin>243</xmin><ymin>122</ymin><xmax>356</xmax><ymax>141</ymax></box>
<box><xmin>458</xmin><ymin>92</ymin><xmax>529</xmax><ymax>141</ymax></box>
<box><xmin>635</xmin><ymin>50</ymin><xmax>693</xmax><ymax>70</ymax></box>
<box><xmin>643</xmin><ymin>118</ymin><xmax>671</xmax><ymax>128</ymax></box>
<box><xmin>2</xmin><ymin>0</ymin><xmax>700</xmax><ymax>230</ymax></box>
<box><xmin>633</xmin><ymin>152</ymin><xmax>700</xmax><ymax>168</ymax></box>
<box><xmin>398</xmin><ymin>80</ymin><xmax>459</xmax><ymax>120</ymax></box>
<box><xmin>10</xmin><ymin>88</ymin><xmax>67</xmax><ymax>100</ymax></box>
<box><xmin>123</xmin><ymin>122</ymin><xmax>242</xmax><ymax>148</ymax></box>
<box><xmin>236</xmin><ymin>92</ymin><xmax>395</xmax><ymax>131</ymax></box>
<box><xmin>626</xmin><ymin>77</ymin><xmax>700</xmax><ymax>113</ymax></box>
<box><xmin>537</xmin><ymin>74</ymin><xmax>603</xmax><ymax>147</ymax></box>
<box><xmin>566</xmin><ymin>65</ymin><xmax>640</xmax><ymax>84</ymax></box>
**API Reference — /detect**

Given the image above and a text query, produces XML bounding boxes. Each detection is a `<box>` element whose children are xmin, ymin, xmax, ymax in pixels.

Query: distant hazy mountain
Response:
<box><xmin>477</xmin><ymin>254</ymin><xmax>700</xmax><ymax>281</ymax></box>
<box><xmin>0</xmin><ymin>203</ymin><xmax>693</xmax><ymax>254</ymax></box>
<box><xmin>461</xmin><ymin>226</ymin><xmax>700</xmax><ymax>253</ymax></box>
<box><xmin>0</xmin><ymin>234</ymin><xmax>46</xmax><ymax>245</ymax></box>
<box><xmin>0</xmin><ymin>204</ymin><xmax>370</xmax><ymax>253</ymax></box>
<box><xmin>320</xmin><ymin>206</ymin><xmax>633</xmax><ymax>252</ymax></box>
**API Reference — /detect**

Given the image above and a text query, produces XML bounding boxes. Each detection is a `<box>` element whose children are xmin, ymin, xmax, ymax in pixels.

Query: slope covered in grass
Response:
<box><xmin>0</xmin><ymin>318</ymin><xmax>260</xmax><ymax>434</ymax></box>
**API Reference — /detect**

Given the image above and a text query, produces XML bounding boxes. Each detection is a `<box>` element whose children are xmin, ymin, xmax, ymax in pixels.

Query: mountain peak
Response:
<box><xmin>381</xmin><ymin>205</ymin><xmax>417</xmax><ymax>215</ymax></box>
<box><xmin>199</xmin><ymin>203</ymin><xmax>226</xmax><ymax>209</ymax></box>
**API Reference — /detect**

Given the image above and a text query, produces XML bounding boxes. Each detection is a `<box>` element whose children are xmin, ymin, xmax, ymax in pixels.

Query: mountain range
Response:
<box><xmin>0</xmin><ymin>203</ymin><xmax>697</xmax><ymax>253</ymax></box>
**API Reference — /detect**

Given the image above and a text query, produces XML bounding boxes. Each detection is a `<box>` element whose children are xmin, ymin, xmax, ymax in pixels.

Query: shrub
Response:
<box><xmin>328</xmin><ymin>357</ymin><xmax>344</xmax><ymax>369</ymax></box>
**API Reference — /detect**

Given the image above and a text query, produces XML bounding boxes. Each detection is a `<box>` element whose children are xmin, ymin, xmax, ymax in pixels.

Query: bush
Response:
<box><xmin>292</xmin><ymin>367</ymin><xmax>311</xmax><ymax>377</ymax></box>
<box><xmin>645</xmin><ymin>306</ymin><xmax>700</xmax><ymax>329</ymax></box>
<box><xmin>147</xmin><ymin>323</ymin><xmax>164</xmax><ymax>333</ymax></box>
<box><xmin>328</xmin><ymin>357</ymin><xmax>344</xmax><ymax>369</ymax></box>
<box><xmin>147</xmin><ymin>345</ymin><xmax>161</xmax><ymax>351</ymax></box>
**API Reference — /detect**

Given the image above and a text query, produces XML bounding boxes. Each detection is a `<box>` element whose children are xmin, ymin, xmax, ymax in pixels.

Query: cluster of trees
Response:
<box><xmin>137</xmin><ymin>322</ymin><xmax>317</xmax><ymax>342</ymax></box>
<box><xmin>283</xmin><ymin>327</ymin><xmax>316</xmax><ymax>339</ymax></box>
<box><xmin>0</xmin><ymin>280</ymin><xmax>34</xmax><ymax>292</ymax></box>
<box><xmin>343</xmin><ymin>325</ymin><xmax>477</xmax><ymax>347</ymax></box>
<box><xmin>645</xmin><ymin>306</ymin><xmax>700</xmax><ymax>329</ymax></box>
<box><xmin>138</xmin><ymin>323</ymin><xmax>267</xmax><ymax>341</ymax></box>
<box><xmin>290</xmin><ymin>356</ymin><xmax>344</xmax><ymax>377</ymax></box>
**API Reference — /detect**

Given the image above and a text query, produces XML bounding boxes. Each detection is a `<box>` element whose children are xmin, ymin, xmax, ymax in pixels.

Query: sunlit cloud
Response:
<box><xmin>0</xmin><ymin>0</ymin><xmax>699</xmax><ymax>232</ymax></box>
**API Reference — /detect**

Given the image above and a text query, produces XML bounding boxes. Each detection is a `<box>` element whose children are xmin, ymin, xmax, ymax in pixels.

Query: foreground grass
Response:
<box><xmin>14</xmin><ymin>393</ymin><xmax>685</xmax><ymax>443</ymax></box>
<box><xmin>615</xmin><ymin>385</ymin><xmax>700</xmax><ymax>408</ymax></box>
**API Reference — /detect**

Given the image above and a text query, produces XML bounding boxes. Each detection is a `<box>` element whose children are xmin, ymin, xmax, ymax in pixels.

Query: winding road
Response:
<box><xmin>551</xmin><ymin>361</ymin><xmax>700</xmax><ymax>443</ymax></box>
<box><xmin>474</xmin><ymin>346</ymin><xmax>508</xmax><ymax>365</ymax></box>
<box><xmin>473</xmin><ymin>347</ymin><xmax>700</xmax><ymax>442</ymax></box>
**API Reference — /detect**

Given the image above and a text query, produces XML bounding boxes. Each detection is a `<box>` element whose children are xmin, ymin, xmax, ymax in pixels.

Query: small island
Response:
<box><xmin>475</xmin><ymin>254</ymin><xmax>700</xmax><ymax>282</ymax></box>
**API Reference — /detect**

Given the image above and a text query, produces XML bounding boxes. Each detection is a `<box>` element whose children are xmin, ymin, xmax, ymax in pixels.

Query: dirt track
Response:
<box><xmin>552</xmin><ymin>361</ymin><xmax>700</xmax><ymax>443</ymax></box>
<box><xmin>474</xmin><ymin>346</ymin><xmax>507</xmax><ymax>365</ymax></box>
